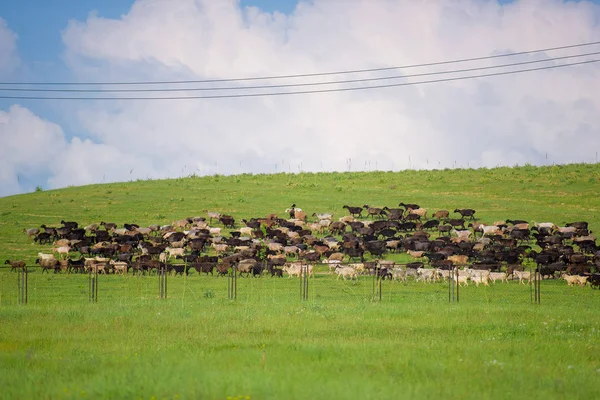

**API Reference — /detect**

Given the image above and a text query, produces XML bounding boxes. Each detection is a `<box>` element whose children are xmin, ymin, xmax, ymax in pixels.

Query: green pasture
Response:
<box><xmin>0</xmin><ymin>272</ymin><xmax>599</xmax><ymax>399</ymax></box>
<box><xmin>1</xmin><ymin>164</ymin><xmax>600</xmax><ymax>399</ymax></box>
<box><xmin>1</xmin><ymin>163</ymin><xmax>600</xmax><ymax>263</ymax></box>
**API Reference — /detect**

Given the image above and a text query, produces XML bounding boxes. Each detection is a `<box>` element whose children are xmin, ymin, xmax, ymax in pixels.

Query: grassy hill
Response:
<box><xmin>1</xmin><ymin>163</ymin><xmax>599</xmax><ymax>262</ymax></box>
<box><xmin>1</xmin><ymin>164</ymin><xmax>599</xmax><ymax>400</ymax></box>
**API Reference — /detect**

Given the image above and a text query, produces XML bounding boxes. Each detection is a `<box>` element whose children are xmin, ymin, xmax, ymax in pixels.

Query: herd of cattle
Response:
<box><xmin>4</xmin><ymin>203</ymin><xmax>600</xmax><ymax>289</ymax></box>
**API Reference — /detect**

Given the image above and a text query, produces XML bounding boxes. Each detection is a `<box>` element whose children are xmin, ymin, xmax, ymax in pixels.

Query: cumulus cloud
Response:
<box><xmin>0</xmin><ymin>17</ymin><xmax>19</xmax><ymax>76</ymax></box>
<box><xmin>0</xmin><ymin>105</ymin><xmax>147</xmax><ymax>196</ymax></box>
<box><xmin>0</xmin><ymin>105</ymin><xmax>67</xmax><ymax>196</ymax></box>
<box><xmin>3</xmin><ymin>0</ymin><xmax>600</xmax><ymax>197</ymax></box>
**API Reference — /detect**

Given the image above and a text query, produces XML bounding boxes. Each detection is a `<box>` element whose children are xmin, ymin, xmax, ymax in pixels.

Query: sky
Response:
<box><xmin>0</xmin><ymin>0</ymin><xmax>600</xmax><ymax>197</ymax></box>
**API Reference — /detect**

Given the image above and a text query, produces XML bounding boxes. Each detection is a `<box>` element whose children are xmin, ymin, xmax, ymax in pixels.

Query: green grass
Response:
<box><xmin>0</xmin><ymin>278</ymin><xmax>598</xmax><ymax>399</ymax></box>
<box><xmin>1</xmin><ymin>163</ymin><xmax>600</xmax><ymax>264</ymax></box>
<box><xmin>1</xmin><ymin>164</ymin><xmax>600</xmax><ymax>399</ymax></box>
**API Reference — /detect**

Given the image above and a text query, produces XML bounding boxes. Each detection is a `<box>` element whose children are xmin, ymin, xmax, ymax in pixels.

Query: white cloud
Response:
<box><xmin>0</xmin><ymin>105</ymin><xmax>145</xmax><ymax>196</ymax></box>
<box><xmin>3</xmin><ymin>0</ymin><xmax>600</xmax><ymax>197</ymax></box>
<box><xmin>0</xmin><ymin>105</ymin><xmax>67</xmax><ymax>196</ymax></box>
<box><xmin>0</xmin><ymin>17</ymin><xmax>19</xmax><ymax>76</ymax></box>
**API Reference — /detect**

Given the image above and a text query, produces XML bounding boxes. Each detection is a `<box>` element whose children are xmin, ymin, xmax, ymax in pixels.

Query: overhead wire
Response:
<box><xmin>0</xmin><ymin>58</ymin><xmax>597</xmax><ymax>100</ymax></box>
<box><xmin>0</xmin><ymin>50</ymin><xmax>598</xmax><ymax>93</ymax></box>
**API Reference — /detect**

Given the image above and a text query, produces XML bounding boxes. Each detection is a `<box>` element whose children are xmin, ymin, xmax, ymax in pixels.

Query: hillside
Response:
<box><xmin>1</xmin><ymin>163</ymin><xmax>600</xmax><ymax>400</ymax></box>
<box><xmin>1</xmin><ymin>163</ymin><xmax>599</xmax><ymax>262</ymax></box>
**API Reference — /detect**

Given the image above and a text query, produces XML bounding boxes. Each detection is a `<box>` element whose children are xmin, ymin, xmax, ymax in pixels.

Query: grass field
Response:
<box><xmin>1</xmin><ymin>164</ymin><xmax>600</xmax><ymax>399</ymax></box>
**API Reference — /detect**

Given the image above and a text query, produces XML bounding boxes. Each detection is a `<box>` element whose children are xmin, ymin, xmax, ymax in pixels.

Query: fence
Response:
<box><xmin>0</xmin><ymin>263</ymin><xmax>589</xmax><ymax>308</ymax></box>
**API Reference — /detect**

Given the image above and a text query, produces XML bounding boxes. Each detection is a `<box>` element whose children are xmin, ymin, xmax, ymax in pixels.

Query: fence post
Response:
<box><xmin>449</xmin><ymin>267</ymin><xmax>459</xmax><ymax>303</ymax></box>
<box><xmin>449</xmin><ymin>267</ymin><xmax>453</xmax><ymax>303</ymax></box>
<box><xmin>537</xmin><ymin>268</ymin><xmax>541</xmax><ymax>304</ymax></box>
<box><xmin>228</xmin><ymin>265</ymin><xmax>237</xmax><ymax>300</ymax></box>
<box><xmin>300</xmin><ymin>264</ymin><xmax>309</xmax><ymax>301</ymax></box>
<box><xmin>372</xmin><ymin>265</ymin><xmax>382</xmax><ymax>301</ymax></box>
<box><xmin>158</xmin><ymin>265</ymin><xmax>167</xmax><ymax>299</ymax></box>
<box><xmin>372</xmin><ymin>265</ymin><xmax>376</xmax><ymax>301</ymax></box>
<box><xmin>453</xmin><ymin>267</ymin><xmax>460</xmax><ymax>303</ymax></box>
<box><xmin>456</xmin><ymin>267</ymin><xmax>460</xmax><ymax>303</ymax></box>
<box><xmin>18</xmin><ymin>266</ymin><xmax>28</xmax><ymax>304</ymax></box>
<box><xmin>89</xmin><ymin>266</ymin><xmax>98</xmax><ymax>303</ymax></box>
<box><xmin>531</xmin><ymin>267</ymin><xmax>541</xmax><ymax>304</ymax></box>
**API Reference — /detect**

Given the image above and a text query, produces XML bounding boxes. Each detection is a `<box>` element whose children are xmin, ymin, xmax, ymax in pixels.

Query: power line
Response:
<box><xmin>1</xmin><ymin>50</ymin><xmax>598</xmax><ymax>93</ymax></box>
<box><xmin>0</xmin><ymin>58</ymin><xmax>597</xmax><ymax>101</ymax></box>
<box><xmin>1</xmin><ymin>40</ymin><xmax>599</xmax><ymax>86</ymax></box>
